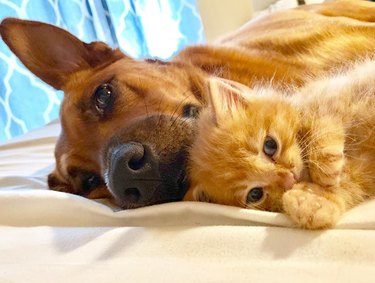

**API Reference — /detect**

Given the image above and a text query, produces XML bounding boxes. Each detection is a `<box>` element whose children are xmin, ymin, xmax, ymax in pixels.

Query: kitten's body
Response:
<box><xmin>186</xmin><ymin>59</ymin><xmax>375</xmax><ymax>229</ymax></box>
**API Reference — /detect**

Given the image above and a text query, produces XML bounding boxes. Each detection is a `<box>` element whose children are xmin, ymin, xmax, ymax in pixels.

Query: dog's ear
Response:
<box><xmin>0</xmin><ymin>18</ymin><xmax>124</xmax><ymax>90</ymax></box>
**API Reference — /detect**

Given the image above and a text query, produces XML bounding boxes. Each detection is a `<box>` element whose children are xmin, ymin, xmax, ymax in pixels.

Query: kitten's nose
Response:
<box><xmin>277</xmin><ymin>171</ymin><xmax>297</xmax><ymax>190</ymax></box>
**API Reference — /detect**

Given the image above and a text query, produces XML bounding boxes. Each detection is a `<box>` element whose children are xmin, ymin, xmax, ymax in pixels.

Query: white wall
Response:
<box><xmin>196</xmin><ymin>0</ymin><xmax>326</xmax><ymax>42</ymax></box>
<box><xmin>196</xmin><ymin>0</ymin><xmax>277</xmax><ymax>42</ymax></box>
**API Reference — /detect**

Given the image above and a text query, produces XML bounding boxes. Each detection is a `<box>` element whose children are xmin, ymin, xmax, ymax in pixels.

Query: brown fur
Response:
<box><xmin>1</xmin><ymin>0</ymin><xmax>375</xmax><ymax>206</ymax></box>
<box><xmin>186</xmin><ymin>59</ymin><xmax>375</xmax><ymax>229</ymax></box>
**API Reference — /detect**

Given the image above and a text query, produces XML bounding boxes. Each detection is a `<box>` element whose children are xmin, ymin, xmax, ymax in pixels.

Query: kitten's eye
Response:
<box><xmin>246</xmin><ymin>187</ymin><xmax>264</xmax><ymax>203</ymax></box>
<box><xmin>263</xmin><ymin>136</ymin><xmax>278</xmax><ymax>157</ymax></box>
<box><xmin>182</xmin><ymin>104</ymin><xmax>200</xmax><ymax>118</ymax></box>
<box><xmin>82</xmin><ymin>173</ymin><xmax>102</xmax><ymax>194</ymax></box>
<box><xmin>94</xmin><ymin>83</ymin><xmax>114</xmax><ymax>113</ymax></box>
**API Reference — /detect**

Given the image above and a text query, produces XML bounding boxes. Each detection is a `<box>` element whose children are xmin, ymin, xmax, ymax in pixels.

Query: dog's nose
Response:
<box><xmin>108</xmin><ymin>142</ymin><xmax>161</xmax><ymax>206</ymax></box>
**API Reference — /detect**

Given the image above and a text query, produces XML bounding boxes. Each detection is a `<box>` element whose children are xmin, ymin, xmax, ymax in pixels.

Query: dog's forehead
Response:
<box><xmin>100</xmin><ymin>58</ymin><xmax>194</xmax><ymax>89</ymax></box>
<box><xmin>63</xmin><ymin>57</ymin><xmax>199</xmax><ymax>101</ymax></box>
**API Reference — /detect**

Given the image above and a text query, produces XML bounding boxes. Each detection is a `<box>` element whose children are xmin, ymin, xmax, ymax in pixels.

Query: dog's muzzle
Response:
<box><xmin>102</xmin><ymin>114</ymin><xmax>195</xmax><ymax>209</ymax></box>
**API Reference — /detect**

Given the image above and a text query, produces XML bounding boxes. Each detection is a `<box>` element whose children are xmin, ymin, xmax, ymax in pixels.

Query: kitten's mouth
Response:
<box><xmin>277</xmin><ymin>168</ymin><xmax>301</xmax><ymax>191</ymax></box>
<box><xmin>292</xmin><ymin>170</ymin><xmax>299</xmax><ymax>182</ymax></box>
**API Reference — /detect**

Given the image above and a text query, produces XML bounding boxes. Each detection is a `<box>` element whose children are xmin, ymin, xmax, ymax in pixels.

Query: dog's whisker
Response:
<box><xmin>169</xmin><ymin>92</ymin><xmax>191</xmax><ymax>121</ymax></box>
<box><xmin>143</xmin><ymin>98</ymin><xmax>150</xmax><ymax>119</ymax></box>
<box><xmin>156</xmin><ymin>92</ymin><xmax>167</xmax><ymax>128</ymax></box>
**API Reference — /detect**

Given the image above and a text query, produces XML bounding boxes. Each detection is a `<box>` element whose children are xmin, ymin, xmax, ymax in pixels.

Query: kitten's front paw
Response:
<box><xmin>309</xmin><ymin>149</ymin><xmax>344</xmax><ymax>187</ymax></box>
<box><xmin>282</xmin><ymin>183</ymin><xmax>341</xmax><ymax>229</ymax></box>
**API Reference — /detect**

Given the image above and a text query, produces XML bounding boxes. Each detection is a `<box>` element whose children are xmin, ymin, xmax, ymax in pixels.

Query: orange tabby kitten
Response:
<box><xmin>185</xmin><ymin>59</ymin><xmax>375</xmax><ymax>229</ymax></box>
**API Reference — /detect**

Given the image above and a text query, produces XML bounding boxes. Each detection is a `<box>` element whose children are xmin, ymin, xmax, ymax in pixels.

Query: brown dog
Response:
<box><xmin>1</xmin><ymin>0</ymin><xmax>375</xmax><ymax>209</ymax></box>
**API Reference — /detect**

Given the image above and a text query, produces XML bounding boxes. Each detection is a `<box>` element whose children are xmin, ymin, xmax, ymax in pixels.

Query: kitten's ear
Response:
<box><xmin>207</xmin><ymin>78</ymin><xmax>250</xmax><ymax>125</ymax></box>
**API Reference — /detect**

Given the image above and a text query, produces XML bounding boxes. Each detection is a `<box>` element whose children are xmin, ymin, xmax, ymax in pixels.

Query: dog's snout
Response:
<box><xmin>121</xmin><ymin>142</ymin><xmax>146</xmax><ymax>171</ymax></box>
<box><xmin>103</xmin><ymin>114</ymin><xmax>197</xmax><ymax>209</ymax></box>
<box><xmin>108</xmin><ymin>142</ymin><xmax>161</xmax><ymax>207</ymax></box>
<box><xmin>124</xmin><ymin>187</ymin><xmax>141</xmax><ymax>203</ymax></box>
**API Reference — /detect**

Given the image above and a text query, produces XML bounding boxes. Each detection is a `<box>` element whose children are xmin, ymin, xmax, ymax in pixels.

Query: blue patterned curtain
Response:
<box><xmin>0</xmin><ymin>0</ymin><xmax>204</xmax><ymax>142</ymax></box>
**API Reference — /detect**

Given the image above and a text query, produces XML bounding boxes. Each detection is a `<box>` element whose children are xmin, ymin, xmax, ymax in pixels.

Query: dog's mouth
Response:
<box><xmin>111</xmin><ymin>172</ymin><xmax>190</xmax><ymax>209</ymax></box>
<box><xmin>130</xmin><ymin>172</ymin><xmax>190</xmax><ymax>209</ymax></box>
<box><xmin>111</xmin><ymin>171</ymin><xmax>191</xmax><ymax>209</ymax></box>
<box><xmin>101</xmin><ymin>114</ymin><xmax>197</xmax><ymax>209</ymax></box>
<box><xmin>177</xmin><ymin>170</ymin><xmax>190</xmax><ymax>195</ymax></box>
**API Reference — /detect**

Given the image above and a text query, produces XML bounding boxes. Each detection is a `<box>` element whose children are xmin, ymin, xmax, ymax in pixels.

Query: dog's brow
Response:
<box><xmin>125</xmin><ymin>83</ymin><xmax>148</xmax><ymax>98</ymax></box>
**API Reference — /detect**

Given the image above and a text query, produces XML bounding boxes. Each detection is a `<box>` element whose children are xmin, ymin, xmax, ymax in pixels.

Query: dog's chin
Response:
<box><xmin>113</xmin><ymin>173</ymin><xmax>190</xmax><ymax>209</ymax></box>
<box><xmin>115</xmin><ymin>190</ymin><xmax>183</xmax><ymax>209</ymax></box>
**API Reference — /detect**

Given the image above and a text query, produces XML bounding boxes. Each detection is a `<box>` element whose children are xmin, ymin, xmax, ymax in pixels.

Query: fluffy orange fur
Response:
<box><xmin>186</xmin><ymin>59</ymin><xmax>375</xmax><ymax>229</ymax></box>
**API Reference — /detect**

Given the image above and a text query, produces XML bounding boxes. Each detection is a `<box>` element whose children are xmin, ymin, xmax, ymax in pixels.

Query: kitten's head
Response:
<box><xmin>185</xmin><ymin>79</ymin><xmax>304</xmax><ymax>212</ymax></box>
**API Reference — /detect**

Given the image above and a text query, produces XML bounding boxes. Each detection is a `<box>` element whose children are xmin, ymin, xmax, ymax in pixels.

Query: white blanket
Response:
<box><xmin>1</xmin><ymin>120</ymin><xmax>375</xmax><ymax>283</ymax></box>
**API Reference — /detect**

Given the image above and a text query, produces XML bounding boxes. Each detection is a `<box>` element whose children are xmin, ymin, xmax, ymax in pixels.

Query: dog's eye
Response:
<box><xmin>94</xmin><ymin>83</ymin><xmax>113</xmax><ymax>113</ymax></box>
<box><xmin>182</xmin><ymin>104</ymin><xmax>200</xmax><ymax>118</ymax></box>
<box><xmin>263</xmin><ymin>136</ymin><xmax>278</xmax><ymax>157</ymax></box>
<box><xmin>81</xmin><ymin>173</ymin><xmax>102</xmax><ymax>194</ymax></box>
<box><xmin>246</xmin><ymin>187</ymin><xmax>264</xmax><ymax>203</ymax></box>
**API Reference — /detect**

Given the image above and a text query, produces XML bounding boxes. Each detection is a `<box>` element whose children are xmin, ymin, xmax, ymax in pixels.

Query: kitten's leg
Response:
<box><xmin>282</xmin><ymin>182</ymin><xmax>345</xmax><ymax>229</ymax></box>
<box><xmin>307</xmin><ymin>118</ymin><xmax>345</xmax><ymax>187</ymax></box>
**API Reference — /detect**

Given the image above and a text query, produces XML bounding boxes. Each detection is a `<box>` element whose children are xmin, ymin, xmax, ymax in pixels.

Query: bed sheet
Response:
<box><xmin>0</xmin><ymin>119</ymin><xmax>375</xmax><ymax>283</ymax></box>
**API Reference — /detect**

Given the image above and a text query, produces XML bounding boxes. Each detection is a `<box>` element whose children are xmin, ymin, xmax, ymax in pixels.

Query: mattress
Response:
<box><xmin>1</xmin><ymin>119</ymin><xmax>375</xmax><ymax>282</ymax></box>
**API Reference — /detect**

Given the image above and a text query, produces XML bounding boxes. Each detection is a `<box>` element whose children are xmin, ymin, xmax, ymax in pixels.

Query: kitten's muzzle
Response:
<box><xmin>277</xmin><ymin>171</ymin><xmax>298</xmax><ymax>190</ymax></box>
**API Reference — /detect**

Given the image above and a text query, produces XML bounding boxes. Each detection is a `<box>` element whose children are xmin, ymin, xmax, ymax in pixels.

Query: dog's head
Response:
<box><xmin>0</xmin><ymin>18</ymin><xmax>208</xmax><ymax>208</ymax></box>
